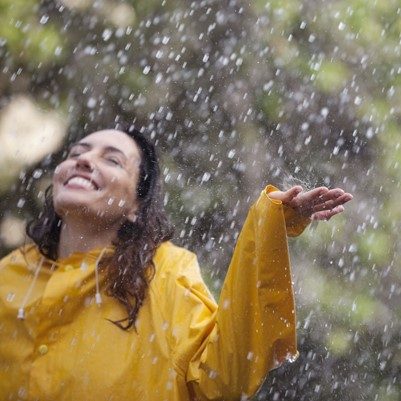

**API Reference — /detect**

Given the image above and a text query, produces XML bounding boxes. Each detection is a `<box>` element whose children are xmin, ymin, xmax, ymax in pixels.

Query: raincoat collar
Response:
<box><xmin>16</xmin><ymin>244</ymin><xmax>114</xmax><ymax>320</ymax></box>
<box><xmin>20</xmin><ymin>244</ymin><xmax>114</xmax><ymax>271</ymax></box>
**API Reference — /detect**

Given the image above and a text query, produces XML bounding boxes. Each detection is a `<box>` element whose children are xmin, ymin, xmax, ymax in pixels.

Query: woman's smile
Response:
<box><xmin>64</xmin><ymin>175</ymin><xmax>100</xmax><ymax>191</ymax></box>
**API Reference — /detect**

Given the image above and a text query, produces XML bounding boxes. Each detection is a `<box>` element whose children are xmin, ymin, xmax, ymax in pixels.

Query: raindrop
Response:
<box><xmin>87</xmin><ymin>98</ymin><xmax>97</xmax><ymax>108</ymax></box>
<box><xmin>208</xmin><ymin>370</ymin><xmax>218</xmax><ymax>379</ymax></box>
<box><xmin>17</xmin><ymin>198</ymin><xmax>25</xmax><ymax>208</ymax></box>
<box><xmin>201</xmin><ymin>172</ymin><xmax>211</xmax><ymax>182</ymax></box>
<box><xmin>227</xmin><ymin>149</ymin><xmax>236</xmax><ymax>159</ymax></box>
<box><xmin>18</xmin><ymin>387</ymin><xmax>27</xmax><ymax>399</ymax></box>
<box><xmin>102</xmin><ymin>29</ymin><xmax>113</xmax><ymax>41</ymax></box>
<box><xmin>39</xmin><ymin>15</ymin><xmax>49</xmax><ymax>25</ymax></box>
<box><xmin>320</xmin><ymin>107</ymin><xmax>329</xmax><ymax>117</ymax></box>
<box><xmin>32</xmin><ymin>169</ymin><xmax>43</xmax><ymax>179</ymax></box>
<box><xmin>80</xmin><ymin>262</ymin><xmax>88</xmax><ymax>271</ymax></box>
<box><xmin>6</xmin><ymin>292</ymin><xmax>15</xmax><ymax>302</ymax></box>
<box><xmin>301</xmin><ymin>122</ymin><xmax>309</xmax><ymax>131</ymax></box>
<box><xmin>349</xmin><ymin>243</ymin><xmax>357</xmax><ymax>252</ymax></box>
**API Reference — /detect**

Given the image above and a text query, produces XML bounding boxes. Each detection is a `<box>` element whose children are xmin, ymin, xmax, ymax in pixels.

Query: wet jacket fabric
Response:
<box><xmin>0</xmin><ymin>185</ymin><xmax>310</xmax><ymax>401</ymax></box>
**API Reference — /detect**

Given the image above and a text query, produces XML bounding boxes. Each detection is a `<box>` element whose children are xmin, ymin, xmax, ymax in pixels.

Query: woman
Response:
<box><xmin>0</xmin><ymin>127</ymin><xmax>352</xmax><ymax>401</ymax></box>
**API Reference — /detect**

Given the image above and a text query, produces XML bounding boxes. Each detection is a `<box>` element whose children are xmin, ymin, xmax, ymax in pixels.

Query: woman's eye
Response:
<box><xmin>107</xmin><ymin>158</ymin><xmax>121</xmax><ymax>166</ymax></box>
<box><xmin>69</xmin><ymin>152</ymin><xmax>81</xmax><ymax>158</ymax></box>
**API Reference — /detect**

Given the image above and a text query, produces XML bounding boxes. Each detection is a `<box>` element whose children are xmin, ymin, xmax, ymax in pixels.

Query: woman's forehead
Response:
<box><xmin>78</xmin><ymin>129</ymin><xmax>141</xmax><ymax>158</ymax></box>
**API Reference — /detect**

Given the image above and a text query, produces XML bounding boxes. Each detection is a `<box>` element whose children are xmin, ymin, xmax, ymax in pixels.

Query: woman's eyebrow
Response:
<box><xmin>68</xmin><ymin>142</ymin><xmax>127</xmax><ymax>159</ymax></box>
<box><xmin>68</xmin><ymin>141</ymin><xmax>91</xmax><ymax>151</ymax></box>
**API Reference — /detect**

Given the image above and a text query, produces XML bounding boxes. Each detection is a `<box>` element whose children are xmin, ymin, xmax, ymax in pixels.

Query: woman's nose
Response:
<box><xmin>75</xmin><ymin>153</ymin><xmax>95</xmax><ymax>172</ymax></box>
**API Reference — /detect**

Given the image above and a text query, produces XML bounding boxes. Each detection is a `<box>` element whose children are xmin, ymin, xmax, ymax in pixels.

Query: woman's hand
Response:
<box><xmin>268</xmin><ymin>185</ymin><xmax>353</xmax><ymax>221</ymax></box>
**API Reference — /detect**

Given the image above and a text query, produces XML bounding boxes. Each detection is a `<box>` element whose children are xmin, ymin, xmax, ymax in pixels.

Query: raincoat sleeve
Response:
<box><xmin>166</xmin><ymin>185</ymin><xmax>310</xmax><ymax>400</ymax></box>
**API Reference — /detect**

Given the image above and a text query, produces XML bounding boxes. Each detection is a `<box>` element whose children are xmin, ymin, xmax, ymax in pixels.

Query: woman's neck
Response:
<box><xmin>58</xmin><ymin>217</ymin><xmax>120</xmax><ymax>259</ymax></box>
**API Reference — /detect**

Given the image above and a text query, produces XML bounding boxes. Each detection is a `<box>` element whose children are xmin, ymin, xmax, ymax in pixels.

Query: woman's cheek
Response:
<box><xmin>52</xmin><ymin>162</ymin><xmax>69</xmax><ymax>188</ymax></box>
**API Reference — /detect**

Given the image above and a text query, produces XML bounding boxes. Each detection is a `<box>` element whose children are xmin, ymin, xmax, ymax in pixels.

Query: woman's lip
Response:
<box><xmin>64</xmin><ymin>175</ymin><xmax>100</xmax><ymax>190</ymax></box>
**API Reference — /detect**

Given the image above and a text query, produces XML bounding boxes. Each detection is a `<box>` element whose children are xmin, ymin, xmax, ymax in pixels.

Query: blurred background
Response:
<box><xmin>0</xmin><ymin>0</ymin><xmax>400</xmax><ymax>399</ymax></box>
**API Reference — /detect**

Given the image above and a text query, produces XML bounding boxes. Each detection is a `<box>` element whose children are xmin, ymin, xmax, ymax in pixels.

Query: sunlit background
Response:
<box><xmin>0</xmin><ymin>0</ymin><xmax>400</xmax><ymax>399</ymax></box>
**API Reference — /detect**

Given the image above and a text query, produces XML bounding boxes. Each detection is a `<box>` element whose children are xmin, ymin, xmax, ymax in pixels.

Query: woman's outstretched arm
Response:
<box><xmin>185</xmin><ymin>186</ymin><xmax>306</xmax><ymax>400</ymax></box>
<box><xmin>158</xmin><ymin>185</ymin><xmax>352</xmax><ymax>400</ymax></box>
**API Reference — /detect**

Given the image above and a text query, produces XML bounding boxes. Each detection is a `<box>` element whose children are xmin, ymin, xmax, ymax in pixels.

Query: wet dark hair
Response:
<box><xmin>26</xmin><ymin>126</ymin><xmax>174</xmax><ymax>330</ymax></box>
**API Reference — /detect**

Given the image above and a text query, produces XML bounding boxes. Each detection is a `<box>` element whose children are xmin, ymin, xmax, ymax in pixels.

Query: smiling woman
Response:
<box><xmin>0</xmin><ymin>126</ymin><xmax>352</xmax><ymax>401</ymax></box>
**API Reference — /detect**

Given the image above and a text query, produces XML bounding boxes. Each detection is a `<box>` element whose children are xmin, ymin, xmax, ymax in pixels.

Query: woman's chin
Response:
<box><xmin>54</xmin><ymin>200</ymin><xmax>122</xmax><ymax>226</ymax></box>
<box><xmin>54</xmin><ymin>198</ymin><xmax>99</xmax><ymax>218</ymax></box>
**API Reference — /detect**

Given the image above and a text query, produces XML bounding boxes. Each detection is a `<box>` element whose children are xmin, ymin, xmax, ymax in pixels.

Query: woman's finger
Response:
<box><xmin>311</xmin><ymin>205</ymin><xmax>345</xmax><ymax>220</ymax></box>
<box><xmin>317</xmin><ymin>188</ymin><xmax>345</xmax><ymax>204</ymax></box>
<box><xmin>284</xmin><ymin>186</ymin><xmax>303</xmax><ymax>202</ymax></box>
<box><xmin>294</xmin><ymin>187</ymin><xmax>329</xmax><ymax>208</ymax></box>
<box><xmin>312</xmin><ymin>193</ymin><xmax>353</xmax><ymax>212</ymax></box>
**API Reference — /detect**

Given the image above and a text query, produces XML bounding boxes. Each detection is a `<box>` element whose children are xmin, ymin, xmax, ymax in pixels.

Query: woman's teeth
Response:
<box><xmin>66</xmin><ymin>177</ymin><xmax>97</xmax><ymax>190</ymax></box>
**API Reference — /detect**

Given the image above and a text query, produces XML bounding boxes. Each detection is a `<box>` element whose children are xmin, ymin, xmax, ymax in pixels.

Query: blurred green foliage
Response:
<box><xmin>0</xmin><ymin>0</ymin><xmax>65</xmax><ymax>65</ymax></box>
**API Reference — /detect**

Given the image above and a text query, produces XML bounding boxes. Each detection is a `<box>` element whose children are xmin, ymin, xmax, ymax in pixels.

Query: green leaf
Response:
<box><xmin>315</xmin><ymin>61</ymin><xmax>349</xmax><ymax>93</ymax></box>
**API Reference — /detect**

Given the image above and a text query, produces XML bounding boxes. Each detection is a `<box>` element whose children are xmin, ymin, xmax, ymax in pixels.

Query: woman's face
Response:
<box><xmin>52</xmin><ymin>129</ymin><xmax>141</xmax><ymax>225</ymax></box>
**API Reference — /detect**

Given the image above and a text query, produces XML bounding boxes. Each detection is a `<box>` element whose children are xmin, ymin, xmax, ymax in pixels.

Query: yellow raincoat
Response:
<box><xmin>0</xmin><ymin>186</ymin><xmax>309</xmax><ymax>401</ymax></box>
